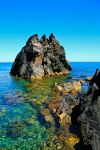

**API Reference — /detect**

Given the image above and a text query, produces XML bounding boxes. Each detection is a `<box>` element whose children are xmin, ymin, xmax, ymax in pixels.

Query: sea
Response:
<box><xmin>0</xmin><ymin>62</ymin><xmax>100</xmax><ymax>149</ymax></box>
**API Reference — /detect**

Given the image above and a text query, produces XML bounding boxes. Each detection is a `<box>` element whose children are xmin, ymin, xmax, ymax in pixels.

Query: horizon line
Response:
<box><xmin>0</xmin><ymin>61</ymin><xmax>100</xmax><ymax>63</ymax></box>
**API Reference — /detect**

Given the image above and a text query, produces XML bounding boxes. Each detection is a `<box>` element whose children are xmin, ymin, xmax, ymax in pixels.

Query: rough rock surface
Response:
<box><xmin>49</xmin><ymin>81</ymin><xmax>81</xmax><ymax>128</ymax></box>
<box><xmin>10</xmin><ymin>34</ymin><xmax>72</xmax><ymax>80</ymax></box>
<box><xmin>73</xmin><ymin>69</ymin><xmax>100</xmax><ymax>150</ymax></box>
<box><xmin>41</xmin><ymin>81</ymin><xmax>82</xmax><ymax>149</ymax></box>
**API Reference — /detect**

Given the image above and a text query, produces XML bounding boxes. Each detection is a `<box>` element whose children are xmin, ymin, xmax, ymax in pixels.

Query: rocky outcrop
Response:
<box><xmin>41</xmin><ymin>81</ymin><xmax>82</xmax><ymax>149</ymax></box>
<box><xmin>72</xmin><ymin>69</ymin><xmax>100</xmax><ymax>150</ymax></box>
<box><xmin>47</xmin><ymin>81</ymin><xmax>81</xmax><ymax>130</ymax></box>
<box><xmin>44</xmin><ymin>70</ymin><xmax>100</xmax><ymax>150</ymax></box>
<box><xmin>10</xmin><ymin>34</ymin><xmax>72</xmax><ymax>80</ymax></box>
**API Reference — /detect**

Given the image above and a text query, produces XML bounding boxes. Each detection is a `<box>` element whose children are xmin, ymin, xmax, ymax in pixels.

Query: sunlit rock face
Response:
<box><xmin>10</xmin><ymin>34</ymin><xmax>72</xmax><ymax>80</ymax></box>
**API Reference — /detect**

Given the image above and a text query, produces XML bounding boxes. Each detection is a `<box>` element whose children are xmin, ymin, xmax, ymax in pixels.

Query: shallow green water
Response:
<box><xmin>1</xmin><ymin>62</ymin><xmax>99</xmax><ymax>149</ymax></box>
<box><xmin>0</xmin><ymin>66</ymin><xmax>66</xmax><ymax>150</ymax></box>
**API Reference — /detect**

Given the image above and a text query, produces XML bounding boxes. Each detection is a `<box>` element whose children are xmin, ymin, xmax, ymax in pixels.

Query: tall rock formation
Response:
<box><xmin>10</xmin><ymin>34</ymin><xmax>72</xmax><ymax>80</ymax></box>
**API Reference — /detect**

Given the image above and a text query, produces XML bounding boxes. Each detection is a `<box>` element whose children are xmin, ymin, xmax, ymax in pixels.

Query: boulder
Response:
<box><xmin>41</xmin><ymin>109</ymin><xmax>54</xmax><ymax>123</ymax></box>
<box><xmin>10</xmin><ymin>34</ymin><xmax>72</xmax><ymax>80</ymax></box>
<box><xmin>55</xmin><ymin>81</ymin><xmax>82</xmax><ymax>95</ymax></box>
<box><xmin>85</xmin><ymin>77</ymin><xmax>92</xmax><ymax>81</ymax></box>
<box><xmin>73</xmin><ymin>69</ymin><xmax>100</xmax><ymax>150</ymax></box>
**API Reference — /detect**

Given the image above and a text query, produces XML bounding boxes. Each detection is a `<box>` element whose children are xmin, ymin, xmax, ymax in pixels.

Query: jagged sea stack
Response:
<box><xmin>10</xmin><ymin>34</ymin><xmax>72</xmax><ymax>80</ymax></box>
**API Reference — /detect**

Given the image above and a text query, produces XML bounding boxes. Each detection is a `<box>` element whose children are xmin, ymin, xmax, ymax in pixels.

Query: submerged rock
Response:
<box><xmin>73</xmin><ymin>69</ymin><xmax>100</xmax><ymax>150</ymax></box>
<box><xmin>6</xmin><ymin>121</ymin><xmax>26</xmax><ymax>138</ymax></box>
<box><xmin>10</xmin><ymin>34</ymin><xmax>72</xmax><ymax>80</ymax></box>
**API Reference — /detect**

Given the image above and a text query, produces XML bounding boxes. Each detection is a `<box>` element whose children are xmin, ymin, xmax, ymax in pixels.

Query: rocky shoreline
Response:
<box><xmin>40</xmin><ymin>70</ymin><xmax>100</xmax><ymax>150</ymax></box>
<box><xmin>2</xmin><ymin>71</ymin><xmax>99</xmax><ymax>150</ymax></box>
<box><xmin>41</xmin><ymin>81</ymin><xmax>81</xmax><ymax>149</ymax></box>
<box><xmin>75</xmin><ymin>69</ymin><xmax>100</xmax><ymax>150</ymax></box>
<box><xmin>10</xmin><ymin>34</ymin><xmax>100</xmax><ymax>150</ymax></box>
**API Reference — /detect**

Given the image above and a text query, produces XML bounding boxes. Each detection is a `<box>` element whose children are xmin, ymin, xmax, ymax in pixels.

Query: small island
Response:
<box><xmin>10</xmin><ymin>34</ymin><xmax>72</xmax><ymax>80</ymax></box>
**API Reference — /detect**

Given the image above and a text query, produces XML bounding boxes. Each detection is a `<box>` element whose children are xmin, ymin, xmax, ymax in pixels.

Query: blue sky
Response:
<box><xmin>0</xmin><ymin>0</ymin><xmax>100</xmax><ymax>62</ymax></box>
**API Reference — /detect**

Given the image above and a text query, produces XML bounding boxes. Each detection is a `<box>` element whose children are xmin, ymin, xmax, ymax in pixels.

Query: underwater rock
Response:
<box><xmin>3</xmin><ymin>91</ymin><xmax>25</xmax><ymax>105</ymax></box>
<box><xmin>73</xmin><ymin>69</ymin><xmax>100</xmax><ymax>150</ymax></box>
<box><xmin>26</xmin><ymin>116</ymin><xmax>36</xmax><ymax>125</ymax></box>
<box><xmin>10</xmin><ymin>34</ymin><xmax>72</xmax><ymax>80</ymax></box>
<box><xmin>0</xmin><ymin>107</ymin><xmax>7</xmax><ymax>117</ymax></box>
<box><xmin>6</xmin><ymin>121</ymin><xmax>26</xmax><ymax>138</ymax></box>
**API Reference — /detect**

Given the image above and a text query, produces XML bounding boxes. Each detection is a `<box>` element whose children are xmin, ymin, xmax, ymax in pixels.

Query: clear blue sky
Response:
<box><xmin>0</xmin><ymin>0</ymin><xmax>100</xmax><ymax>62</ymax></box>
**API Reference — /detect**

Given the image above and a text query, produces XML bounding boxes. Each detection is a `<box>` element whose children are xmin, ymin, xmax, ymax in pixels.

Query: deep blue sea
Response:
<box><xmin>0</xmin><ymin>62</ymin><xmax>100</xmax><ymax>149</ymax></box>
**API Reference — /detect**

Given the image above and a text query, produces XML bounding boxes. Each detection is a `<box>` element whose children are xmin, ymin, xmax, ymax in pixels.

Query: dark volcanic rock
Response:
<box><xmin>10</xmin><ymin>34</ymin><xmax>72</xmax><ymax>80</ymax></box>
<box><xmin>75</xmin><ymin>69</ymin><xmax>100</xmax><ymax>150</ymax></box>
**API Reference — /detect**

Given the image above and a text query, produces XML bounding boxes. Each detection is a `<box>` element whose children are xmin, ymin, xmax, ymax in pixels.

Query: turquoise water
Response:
<box><xmin>0</xmin><ymin>63</ymin><xmax>49</xmax><ymax>149</ymax></box>
<box><xmin>70</xmin><ymin>62</ymin><xmax>100</xmax><ymax>79</ymax></box>
<box><xmin>0</xmin><ymin>62</ymin><xmax>100</xmax><ymax>149</ymax></box>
